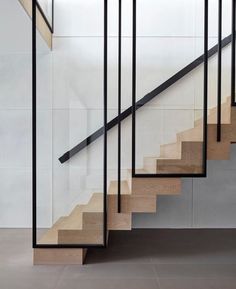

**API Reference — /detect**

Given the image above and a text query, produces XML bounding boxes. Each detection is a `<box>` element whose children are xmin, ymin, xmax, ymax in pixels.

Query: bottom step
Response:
<box><xmin>34</xmin><ymin>248</ymin><xmax>87</xmax><ymax>265</ymax></box>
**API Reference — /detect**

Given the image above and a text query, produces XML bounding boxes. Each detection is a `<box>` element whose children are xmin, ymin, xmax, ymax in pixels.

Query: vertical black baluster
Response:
<box><xmin>32</xmin><ymin>0</ymin><xmax>37</xmax><ymax>248</ymax></box>
<box><xmin>118</xmin><ymin>0</ymin><xmax>122</xmax><ymax>213</ymax></box>
<box><xmin>52</xmin><ymin>0</ymin><xmax>55</xmax><ymax>33</ymax></box>
<box><xmin>217</xmin><ymin>0</ymin><xmax>222</xmax><ymax>142</ymax></box>
<box><xmin>203</xmin><ymin>0</ymin><xmax>209</xmax><ymax>175</ymax></box>
<box><xmin>232</xmin><ymin>0</ymin><xmax>236</xmax><ymax>105</ymax></box>
<box><xmin>132</xmin><ymin>0</ymin><xmax>136</xmax><ymax>177</ymax></box>
<box><xmin>103</xmin><ymin>0</ymin><xmax>108</xmax><ymax>247</ymax></box>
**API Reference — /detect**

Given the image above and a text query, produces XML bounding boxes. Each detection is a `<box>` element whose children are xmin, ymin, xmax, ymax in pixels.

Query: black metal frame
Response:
<box><xmin>36</xmin><ymin>0</ymin><xmax>54</xmax><ymax>33</ymax></box>
<box><xmin>232</xmin><ymin>0</ymin><xmax>236</xmax><ymax>106</ymax></box>
<box><xmin>217</xmin><ymin>0</ymin><xmax>222</xmax><ymax>142</ymax></box>
<box><xmin>131</xmin><ymin>0</ymin><xmax>209</xmax><ymax>178</ymax></box>
<box><xmin>117</xmin><ymin>0</ymin><xmax>122</xmax><ymax>213</ymax></box>
<box><xmin>32</xmin><ymin>0</ymin><xmax>108</xmax><ymax>249</ymax></box>
<box><xmin>132</xmin><ymin>0</ymin><xmax>136</xmax><ymax>178</ymax></box>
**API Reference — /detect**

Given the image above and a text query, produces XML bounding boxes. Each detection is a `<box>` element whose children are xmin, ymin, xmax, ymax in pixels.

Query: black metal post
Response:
<box><xmin>203</xmin><ymin>0</ymin><xmax>209</xmax><ymax>175</ymax></box>
<box><xmin>103</xmin><ymin>0</ymin><xmax>108</xmax><ymax>246</ymax></box>
<box><xmin>52</xmin><ymin>0</ymin><xmax>54</xmax><ymax>33</ymax></box>
<box><xmin>217</xmin><ymin>0</ymin><xmax>222</xmax><ymax>142</ymax></box>
<box><xmin>118</xmin><ymin>0</ymin><xmax>122</xmax><ymax>213</ymax></box>
<box><xmin>32</xmin><ymin>0</ymin><xmax>37</xmax><ymax>248</ymax></box>
<box><xmin>132</xmin><ymin>0</ymin><xmax>136</xmax><ymax>177</ymax></box>
<box><xmin>232</xmin><ymin>0</ymin><xmax>236</xmax><ymax>106</ymax></box>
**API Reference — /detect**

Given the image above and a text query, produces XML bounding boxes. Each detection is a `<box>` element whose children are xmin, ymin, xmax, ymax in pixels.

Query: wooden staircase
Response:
<box><xmin>34</xmin><ymin>97</ymin><xmax>236</xmax><ymax>265</ymax></box>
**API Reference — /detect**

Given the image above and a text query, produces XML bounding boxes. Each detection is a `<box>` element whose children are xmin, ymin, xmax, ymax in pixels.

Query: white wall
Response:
<box><xmin>0</xmin><ymin>0</ymin><xmax>235</xmax><ymax>229</ymax></box>
<box><xmin>0</xmin><ymin>0</ymin><xmax>52</xmax><ymax>227</ymax></box>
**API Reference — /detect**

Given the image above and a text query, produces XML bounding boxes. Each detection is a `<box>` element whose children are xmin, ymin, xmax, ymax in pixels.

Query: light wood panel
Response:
<box><xmin>34</xmin><ymin>249</ymin><xmax>87</xmax><ymax>265</ymax></box>
<box><xmin>108</xmin><ymin>194</ymin><xmax>157</xmax><ymax>213</ymax></box>
<box><xmin>207</xmin><ymin>124</ymin><xmax>231</xmax><ymax>160</ymax></box>
<box><xmin>58</xmin><ymin>229</ymin><xmax>103</xmax><ymax>244</ymax></box>
<box><xmin>156</xmin><ymin>142</ymin><xmax>203</xmax><ymax>174</ymax></box>
<box><xmin>108</xmin><ymin>212</ymin><xmax>132</xmax><ymax>230</ymax></box>
<box><xmin>131</xmin><ymin>176</ymin><xmax>182</xmax><ymax>196</ymax></box>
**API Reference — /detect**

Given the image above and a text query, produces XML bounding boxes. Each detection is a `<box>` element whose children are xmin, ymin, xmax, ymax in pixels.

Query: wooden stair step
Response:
<box><xmin>160</xmin><ymin>142</ymin><xmax>182</xmax><ymax>159</ymax></box>
<box><xmin>177</xmin><ymin>124</ymin><xmax>203</xmax><ymax>142</ymax></box>
<box><xmin>83</xmin><ymin>212</ymin><xmax>104</xmax><ymax>230</ymax></box>
<box><xmin>143</xmin><ymin>142</ymin><xmax>182</xmax><ymax>173</ymax></box>
<box><xmin>195</xmin><ymin>96</ymin><xmax>231</xmax><ymax>126</ymax></box>
<box><xmin>144</xmin><ymin>142</ymin><xmax>203</xmax><ymax>174</ymax></box>
<box><xmin>108</xmin><ymin>194</ymin><xmax>157</xmax><ymax>213</ymax></box>
<box><xmin>109</xmin><ymin>180</ymin><xmax>131</xmax><ymax>195</ymax></box>
<box><xmin>221</xmin><ymin>107</ymin><xmax>236</xmax><ymax>142</ymax></box>
<box><xmin>108</xmin><ymin>212</ymin><xmax>132</xmax><ymax>230</ymax></box>
<box><xmin>132</xmin><ymin>178</ymin><xmax>181</xmax><ymax>196</ymax></box>
<box><xmin>58</xmin><ymin>228</ymin><xmax>103</xmax><ymax>245</ymax></box>
<box><xmin>156</xmin><ymin>142</ymin><xmax>203</xmax><ymax>174</ymax></box>
<box><xmin>207</xmin><ymin>124</ymin><xmax>231</xmax><ymax>160</ymax></box>
<box><xmin>34</xmin><ymin>248</ymin><xmax>87</xmax><ymax>265</ymax></box>
<box><xmin>38</xmin><ymin>217</ymin><xmax>67</xmax><ymax>245</ymax></box>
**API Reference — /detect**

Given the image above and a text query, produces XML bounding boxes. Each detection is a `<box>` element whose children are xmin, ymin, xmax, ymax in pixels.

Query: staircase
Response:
<box><xmin>34</xmin><ymin>96</ymin><xmax>236</xmax><ymax>264</ymax></box>
<box><xmin>31</xmin><ymin>0</ymin><xmax>236</xmax><ymax>265</ymax></box>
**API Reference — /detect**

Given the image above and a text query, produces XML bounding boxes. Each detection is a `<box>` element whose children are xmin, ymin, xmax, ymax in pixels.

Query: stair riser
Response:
<box><xmin>108</xmin><ymin>212</ymin><xmax>132</xmax><ymax>230</ymax></box>
<box><xmin>34</xmin><ymin>249</ymin><xmax>87</xmax><ymax>265</ymax></box>
<box><xmin>108</xmin><ymin>195</ymin><xmax>157</xmax><ymax>213</ymax></box>
<box><xmin>83</xmin><ymin>212</ymin><xmax>103</xmax><ymax>230</ymax></box>
<box><xmin>131</xmin><ymin>178</ymin><xmax>182</xmax><ymax>196</ymax></box>
<box><xmin>58</xmin><ymin>230</ymin><xmax>103</xmax><ymax>244</ymax></box>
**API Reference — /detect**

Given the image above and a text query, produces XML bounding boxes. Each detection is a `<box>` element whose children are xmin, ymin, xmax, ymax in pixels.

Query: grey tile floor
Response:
<box><xmin>0</xmin><ymin>229</ymin><xmax>236</xmax><ymax>289</ymax></box>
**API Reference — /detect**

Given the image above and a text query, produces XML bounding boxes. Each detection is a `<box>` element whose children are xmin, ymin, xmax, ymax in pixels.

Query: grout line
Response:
<box><xmin>53</xmin><ymin>35</ymin><xmax>220</xmax><ymax>39</ymax></box>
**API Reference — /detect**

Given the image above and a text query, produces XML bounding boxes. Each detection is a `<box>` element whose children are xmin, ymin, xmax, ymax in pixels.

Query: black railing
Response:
<box><xmin>131</xmin><ymin>0</ymin><xmax>136</xmax><ymax>178</ymax></box>
<box><xmin>117</xmin><ymin>0</ymin><xmax>122</xmax><ymax>213</ymax></box>
<box><xmin>131</xmin><ymin>0</ymin><xmax>208</xmax><ymax>178</ymax></box>
<box><xmin>32</xmin><ymin>0</ymin><xmax>108</xmax><ymax>249</ymax></box>
<box><xmin>217</xmin><ymin>0</ymin><xmax>222</xmax><ymax>142</ymax></box>
<box><xmin>232</xmin><ymin>0</ymin><xmax>236</xmax><ymax>106</ymax></box>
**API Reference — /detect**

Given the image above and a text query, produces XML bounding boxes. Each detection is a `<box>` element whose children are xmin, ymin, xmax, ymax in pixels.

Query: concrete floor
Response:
<box><xmin>0</xmin><ymin>229</ymin><xmax>236</xmax><ymax>289</ymax></box>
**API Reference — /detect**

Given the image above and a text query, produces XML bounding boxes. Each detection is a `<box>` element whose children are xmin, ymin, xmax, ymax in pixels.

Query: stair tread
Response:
<box><xmin>38</xmin><ymin>217</ymin><xmax>66</xmax><ymax>244</ymax></box>
<box><xmin>108</xmin><ymin>180</ymin><xmax>131</xmax><ymax>195</ymax></box>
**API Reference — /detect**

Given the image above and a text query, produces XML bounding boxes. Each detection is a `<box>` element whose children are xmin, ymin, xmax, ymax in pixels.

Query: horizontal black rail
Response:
<box><xmin>36</xmin><ymin>0</ymin><xmax>54</xmax><ymax>33</ymax></box>
<box><xmin>59</xmin><ymin>34</ymin><xmax>232</xmax><ymax>164</ymax></box>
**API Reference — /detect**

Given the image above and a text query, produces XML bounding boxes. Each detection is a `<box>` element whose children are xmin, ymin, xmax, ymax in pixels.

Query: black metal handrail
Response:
<box><xmin>59</xmin><ymin>33</ymin><xmax>232</xmax><ymax>164</ymax></box>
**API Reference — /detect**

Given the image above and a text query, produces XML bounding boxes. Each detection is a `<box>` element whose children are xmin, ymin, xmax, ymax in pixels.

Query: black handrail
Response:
<box><xmin>59</xmin><ymin>33</ymin><xmax>233</xmax><ymax>164</ymax></box>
